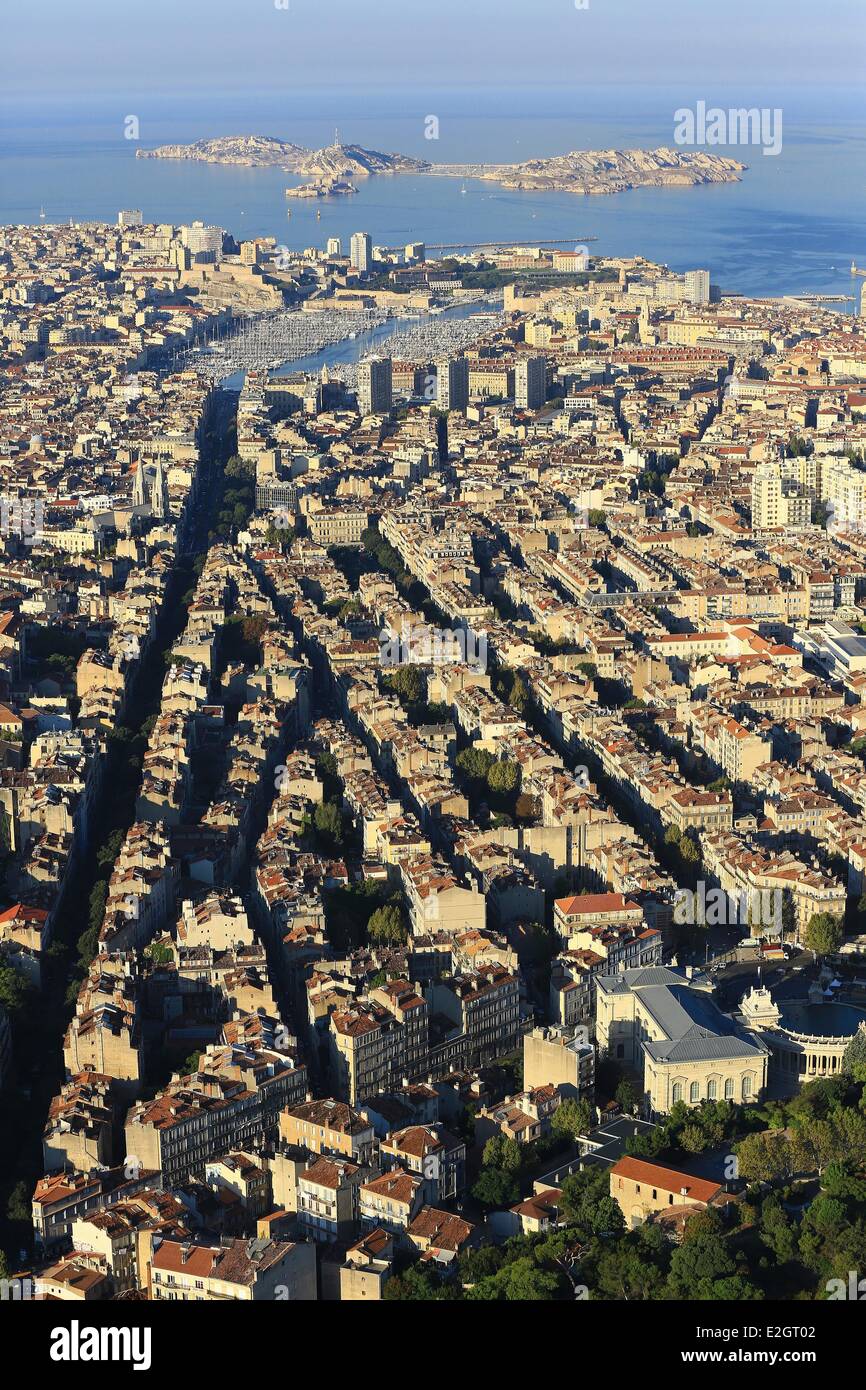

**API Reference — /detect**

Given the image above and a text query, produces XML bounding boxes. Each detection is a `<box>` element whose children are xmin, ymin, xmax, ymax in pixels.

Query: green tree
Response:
<box><xmin>666</xmin><ymin>1232</ymin><xmax>738</xmax><ymax>1299</ymax></box>
<box><xmin>459</xmin><ymin>1245</ymin><xmax>506</xmax><ymax>1283</ymax></box>
<box><xmin>759</xmin><ymin>1195</ymin><xmax>799</xmax><ymax>1264</ymax></box>
<box><xmin>145</xmin><ymin>940</ymin><xmax>174</xmax><ymax>966</ymax></box>
<box><xmin>843</xmin><ymin>1025</ymin><xmax>866</xmax><ymax>1080</ymax></box>
<box><xmin>681</xmin><ymin>1207</ymin><xmax>724</xmax><ymax>1242</ymax></box>
<box><xmin>0</xmin><ymin>966</ymin><xmax>30</xmax><ymax>1018</ymax></box>
<box><xmin>487</xmin><ymin>760</ymin><xmax>519</xmax><ymax>796</ymax></box>
<box><xmin>595</xmin><ymin>1241</ymin><xmax>666</xmax><ymax>1300</ymax></box>
<box><xmin>312</xmin><ymin>800</ymin><xmax>343</xmax><ymax>848</ymax></box>
<box><xmin>6</xmin><ymin>1180</ymin><xmax>30</xmax><ymax>1224</ymax></box>
<box><xmin>804</xmin><ymin>913</ymin><xmax>844</xmax><ymax>956</ymax></box>
<box><xmin>680</xmin><ymin>1123</ymin><xmax>712</xmax><ymax>1154</ymax></box>
<box><xmin>456</xmin><ymin>746</ymin><xmax>496</xmax><ymax>782</ymax></box>
<box><xmin>88</xmin><ymin>880</ymin><xmax>108</xmax><ymax>930</ymax></box>
<box><xmin>76</xmin><ymin>924</ymin><xmax>100</xmax><ymax>965</ymax></box>
<box><xmin>384</xmin><ymin>664</ymin><xmax>424</xmax><ymax>706</ymax></box>
<box><xmin>798</xmin><ymin>1194</ymin><xmax>850</xmax><ymax>1278</ymax></box>
<box><xmin>679</xmin><ymin>835</ymin><xmax>701</xmax><ymax>865</ymax></box>
<box><xmin>472</xmin><ymin>1166</ymin><xmax>522</xmax><ymax>1208</ymax></box>
<box><xmin>383</xmin><ymin>1264</ymin><xmax>459</xmax><ymax>1300</ymax></box>
<box><xmin>552</xmin><ymin>1097</ymin><xmax>592</xmax><ymax>1140</ymax></box>
<box><xmin>367</xmin><ymin>904</ymin><xmax>407</xmax><ymax>946</ymax></box>
<box><xmin>508</xmin><ymin>675</ymin><xmax>528</xmax><ymax>714</ymax></box>
<box><xmin>482</xmin><ymin>1135</ymin><xmax>522</xmax><ymax>1171</ymax></box>
<box><xmin>560</xmin><ymin>1166</ymin><xmax>620</xmax><ymax>1232</ymax></box>
<box><xmin>615</xmin><ymin>1078</ymin><xmax>638</xmax><ymax>1113</ymax></box>
<box><xmin>733</xmin><ymin>1128</ymin><xmax>795</xmax><ymax>1184</ymax></box>
<box><xmin>466</xmin><ymin>1257</ymin><xmax>563</xmax><ymax>1301</ymax></box>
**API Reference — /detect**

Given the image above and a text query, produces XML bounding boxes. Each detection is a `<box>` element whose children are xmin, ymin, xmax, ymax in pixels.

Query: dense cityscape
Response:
<box><xmin>0</xmin><ymin>208</ymin><xmax>865</xmax><ymax>1326</ymax></box>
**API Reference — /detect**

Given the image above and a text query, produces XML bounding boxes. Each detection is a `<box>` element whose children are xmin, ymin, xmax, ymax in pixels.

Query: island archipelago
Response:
<box><xmin>136</xmin><ymin>134</ymin><xmax>747</xmax><ymax>198</ymax></box>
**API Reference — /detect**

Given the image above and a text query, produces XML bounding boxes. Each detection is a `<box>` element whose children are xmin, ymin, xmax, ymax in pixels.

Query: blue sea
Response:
<box><xmin>0</xmin><ymin>85</ymin><xmax>863</xmax><ymax>299</ymax></box>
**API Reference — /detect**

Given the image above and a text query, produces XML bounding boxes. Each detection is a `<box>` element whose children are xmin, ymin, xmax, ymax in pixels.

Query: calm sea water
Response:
<box><xmin>0</xmin><ymin>85</ymin><xmax>863</xmax><ymax>299</ymax></box>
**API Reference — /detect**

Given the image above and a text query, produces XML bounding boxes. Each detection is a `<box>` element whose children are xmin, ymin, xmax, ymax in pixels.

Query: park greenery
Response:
<box><xmin>384</xmin><ymin>1069</ymin><xmax>866</xmax><ymax>1301</ymax></box>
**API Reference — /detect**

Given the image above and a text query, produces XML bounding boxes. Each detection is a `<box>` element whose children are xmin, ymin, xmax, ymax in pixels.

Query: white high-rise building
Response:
<box><xmin>822</xmin><ymin>456</ymin><xmax>866</xmax><ymax>534</ymax></box>
<box><xmin>326</xmin><ymin>237</ymin><xmax>343</xmax><ymax>258</ymax></box>
<box><xmin>684</xmin><ymin>269</ymin><xmax>711</xmax><ymax>304</ymax></box>
<box><xmin>350</xmin><ymin>232</ymin><xmax>372</xmax><ymax>274</ymax></box>
<box><xmin>515</xmin><ymin>355</ymin><xmax>547</xmax><ymax>410</ymax></box>
<box><xmin>436</xmin><ymin>355</ymin><xmax>469</xmax><ymax>413</ymax></box>
<box><xmin>357</xmin><ymin>356</ymin><xmax>393</xmax><ymax>416</ymax></box>
<box><xmin>751</xmin><ymin>460</ymin><xmax>810</xmax><ymax>531</ymax></box>
<box><xmin>180</xmin><ymin>222</ymin><xmax>225</xmax><ymax>262</ymax></box>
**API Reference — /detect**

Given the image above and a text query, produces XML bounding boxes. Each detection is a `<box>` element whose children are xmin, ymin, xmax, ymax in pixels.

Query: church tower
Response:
<box><xmin>131</xmin><ymin>461</ymin><xmax>148</xmax><ymax>508</ymax></box>
<box><xmin>150</xmin><ymin>456</ymin><xmax>169</xmax><ymax>519</ymax></box>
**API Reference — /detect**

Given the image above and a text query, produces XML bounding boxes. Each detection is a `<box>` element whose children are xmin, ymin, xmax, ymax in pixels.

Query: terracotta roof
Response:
<box><xmin>555</xmin><ymin>891</ymin><xmax>639</xmax><ymax>916</ymax></box>
<box><xmin>611</xmin><ymin>1156</ymin><xmax>722</xmax><ymax>1203</ymax></box>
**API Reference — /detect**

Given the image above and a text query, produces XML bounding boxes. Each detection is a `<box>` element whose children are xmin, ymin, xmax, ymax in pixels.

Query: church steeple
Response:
<box><xmin>131</xmin><ymin>461</ymin><xmax>147</xmax><ymax>508</ymax></box>
<box><xmin>150</xmin><ymin>456</ymin><xmax>169</xmax><ymax>519</ymax></box>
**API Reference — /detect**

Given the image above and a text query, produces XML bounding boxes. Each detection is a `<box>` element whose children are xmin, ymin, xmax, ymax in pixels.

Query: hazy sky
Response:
<box><xmin>1</xmin><ymin>0</ymin><xmax>862</xmax><ymax>99</ymax></box>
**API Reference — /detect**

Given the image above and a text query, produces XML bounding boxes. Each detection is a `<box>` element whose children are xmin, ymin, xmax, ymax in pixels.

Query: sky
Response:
<box><xmin>0</xmin><ymin>0</ymin><xmax>862</xmax><ymax>101</ymax></box>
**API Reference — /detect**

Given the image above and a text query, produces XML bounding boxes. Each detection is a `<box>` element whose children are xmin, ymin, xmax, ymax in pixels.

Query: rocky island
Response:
<box><xmin>433</xmin><ymin>145</ymin><xmax>747</xmax><ymax>194</ymax></box>
<box><xmin>136</xmin><ymin>135</ymin><xmax>746</xmax><ymax>197</ymax></box>
<box><xmin>136</xmin><ymin>135</ymin><xmax>427</xmax><ymax>176</ymax></box>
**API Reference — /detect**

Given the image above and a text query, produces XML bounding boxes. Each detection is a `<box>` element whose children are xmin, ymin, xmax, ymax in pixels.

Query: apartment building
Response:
<box><xmin>297</xmin><ymin>1156</ymin><xmax>367</xmax><ymax>1244</ymax></box>
<box><xmin>554</xmin><ymin>892</ymin><xmax>645</xmax><ymax>948</ymax></box>
<box><xmin>379</xmin><ymin>1124</ymin><xmax>466</xmax><ymax>1205</ymax></box>
<box><xmin>328</xmin><ymin>1003</ymin><xmax>406</xmax><ymax>1106</ymax></box>
<box><xmin>307</xmin><ymin>508</ymin><xmax>368</xmax><ymax>547</ymax></box>
<box><xmin>125</xmin><ymin>1050</ymin><xmax>307</xmax><ymax>1187</ymax></box>
<box><xmin>358</xmin><ymin>1168</ymin><xmax>424</xmax><ymax>1234</ymax></box>
<box><xmin>147</xmin><ymin>1234</ymin><xmax>316</xmax><ymax>1300</ymax></box>
<box><xmin>523</xmin><ymin>1025</ymin><xmax>595</xmax><ymax>1099</ymax></box>
<box><xmin>279</xmin><ymin>1098</ymin><xmax>376</xmax><ymax>1164</ymax></box>
<box><xmin>357</xmin><ymin>355</ymin><xmax>393</xmax><ymax>416</ymax></box>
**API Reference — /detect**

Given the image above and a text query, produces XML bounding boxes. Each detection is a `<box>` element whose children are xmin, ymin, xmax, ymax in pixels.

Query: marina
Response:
<box><xmin>172</xmin><ymin>306</ymin><xmax>389</xmax><ymax>380</ymax></box>
<box><xmin>170</xmin><ymin>293</ymin><xmax>507</xmax><ymax>386</ymax></box>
